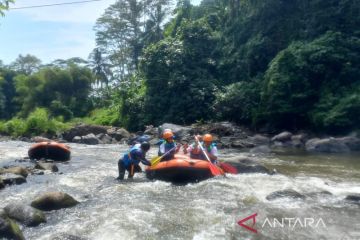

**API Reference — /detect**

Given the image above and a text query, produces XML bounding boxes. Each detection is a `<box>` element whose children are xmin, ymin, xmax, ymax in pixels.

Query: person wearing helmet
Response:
<box><xmin>185</xmin><ymin>134</ymin><xmax>218</xmax><ymax>163</ymax></box>
<box><xmin>158</xmin><ymin>130</ymin><xmax>180</xmax><ymax>161</ymax></box>
<box><xmin>116</xmin><ymin>142</ymin><xmax>151</xmax><ymax>180</ymax></box>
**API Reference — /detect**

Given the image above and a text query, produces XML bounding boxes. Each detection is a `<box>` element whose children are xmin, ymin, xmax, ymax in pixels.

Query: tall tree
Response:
<box><xmin>10</xmin><ymin>54</ymin><xmax>42</xmax><ymax>75</ymax></box>
<box><xmin>88</xmin><ymin>48</ymin><xmax>111</xmax><ymax>88</ymax></box>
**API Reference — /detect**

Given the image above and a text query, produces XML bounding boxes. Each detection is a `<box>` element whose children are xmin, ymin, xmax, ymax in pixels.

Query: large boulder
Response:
<box><xmin>249</xmin><ymin>134</ymin><xmax>270</xmax><ymax>146</ymax></box>
<box><xmin>266</xmin><ymin>189</ymin><xmax>306</xmax><ymax>201</ymax></box>
<box><xmin>229</xmin><ymin>158</ymin><xmax>273</xmax><ymax>174</ymax></box>
<box><xmin>62</xmin><ymin>124</ymin><xmax>109</xmax><ymax>142</ymax></box>
<box><xmin>0</xmin><ymin>166</ymin><xmax>29</xmax><ymax>178</ymax></box>
<box><xmin>0</xmin><ymin>210</ymin><xmax>25</xmax><ymax>240</ymax></box>
<box><xmin>107</xmin><ymin>128</ymin><xmax>130</xmax><ymax>141</ymax></box>
<box><xmin>250</xmin><ymin>145</ymin><xmax>272</xmax><ymax>154</ymax></box>
<box><xmin>4</xmin><ymin>204</ymin><xmax>46</xmax><ymax>227</ymax></box>
<box><xmin>35</xmin><ymin>162</ymin><xmax>59</xmax><ymax>172</ymax></box>
<box><xmin>271</xmin><ymin>131</ymin><xmax>292</xmax><ymax>142</ymax></box>
<box><xmin>344</xmin><ymin>194</ymin><xmax>360</xmax><ymax>204</ymax></box>
<box><xmin>31</xmin><ymin>192</ymin><xmax>79</xmax><ymax>211</ymax></box>
<box><xmin>1</xmin><ymin>173</ymin><xmax>27</xmax><ymax>185</ymax></box>
<box><xmin>231</xmin><ymin>139</ymin><xmax>255</xmax><ymax>149</ymax></box>
<box><xmin>337</xmin><ymin>136</ymin><xmax>360</xmax><ymax>151</ymax></box>
<box><xmin>81</xmin><ymin>134</ymin><xmax>100</xmax><ymax>145</ymax></box>
<box><xmin>305</xmin><ymin>138</ymin><xmax>350</xmax><ymax>153</ymax></box>
<box><xmin>159</xmin><ymin>123</ymin><xmax>192</xmax><ymax>139</ymax></box>
<box><xmin>144</xmin><ymin>125</ymin><xmax>158</xmax><ymax>136</ymax></box>
<box><xmin>96</xmin><ymin>133</ymin><xmax>113</xmax><ymax>144</ymax></box>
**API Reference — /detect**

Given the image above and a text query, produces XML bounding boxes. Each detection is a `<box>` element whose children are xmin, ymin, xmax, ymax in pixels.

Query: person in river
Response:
<box><xmin>116</xmin><ymin>142</ymin><xmax>151</xmax><ymax>180</ymax></box>
<box><xmin>184</xmin><ymin>134</ymin><xmax>218</xmax><ymax>164</ymax></box>
<box><xmin>158</xmin><ymin>130</ymin><xmax>181</xmax><ymax>161</ymax></box>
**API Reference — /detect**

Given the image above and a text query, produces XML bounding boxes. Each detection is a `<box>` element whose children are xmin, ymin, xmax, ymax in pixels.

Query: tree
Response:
<box><xmin>94</xmin><ymin>0</ymin><xmax>172</xmax><ymax>83</ymax></box>
<box><xmin>88</xmin><ymin>48</ymin><xmax>111</xmax><ymax>88</ymax></box>
<box><xmin>0</xmin><ymin>0</ymin><xmax>14</xmax><ymax>16</ymax></box>
<box><xmin>10</xmin><ymin>54</ymin><xmax>42</xmax><ymax>75</ymax></box>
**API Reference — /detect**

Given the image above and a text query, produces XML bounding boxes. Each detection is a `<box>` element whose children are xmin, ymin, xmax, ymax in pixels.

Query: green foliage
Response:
<box><xmin>87</xmin><ymin>107</ymin><xmax>121</xmax><ymax>126</ymax></box>
<box><xmin>141</xmin><ymin>18</ymin><xmax>219</xmax><ymax>125</ymax></box>
<box><xmin>2</xmin><ymin>118</ymin><xmax>26</xmax><ymax>137</ymax></box>
<box><xmin>259</xmin><ymin>32</ymin><xmax>360</xmax><ymax>131</ymax></box>
<box><xmin>0</xmin><ymin>0</ymin><xmax>14</xmax><ymax>16</ymax></box>
<box><xmin>214</xmin><ymin>80</ymin><xmax>261</xmax><ymax>124</ymax></box>
<box><xmin>14</xmin><ymin>65</ymin><xmax>93</xmax><ymax>118</ymax></box>
<box><xmin>0</xmin><ymin>108</ymin><xmax>69</xmax><ymax>137</ymax></box>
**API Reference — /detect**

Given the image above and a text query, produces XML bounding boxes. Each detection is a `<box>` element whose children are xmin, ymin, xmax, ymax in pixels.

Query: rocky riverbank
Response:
<box><xmin>4</xmin><ymin>122</ymin><xmax>358</xmax><ymax>154</ymax></box>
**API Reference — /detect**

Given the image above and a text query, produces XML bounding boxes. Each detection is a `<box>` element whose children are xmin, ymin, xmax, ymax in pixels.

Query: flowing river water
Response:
<box><xmin>0</xmin><ymin>141</ymin><xmax>359</xmax><ymax>240</ymax></box>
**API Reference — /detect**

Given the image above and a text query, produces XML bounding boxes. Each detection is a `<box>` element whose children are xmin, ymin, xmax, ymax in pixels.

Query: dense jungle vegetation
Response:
<box><xmin>1</xmin><ymin>0</ymin><xmax>359</xmax><ymax>136</ymax></box>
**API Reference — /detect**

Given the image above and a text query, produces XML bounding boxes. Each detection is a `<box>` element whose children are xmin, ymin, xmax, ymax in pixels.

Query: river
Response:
<box><xmin>1</xmin><ymin>141</ymin><xmax>359</xmax><ymax>240</ymax></box>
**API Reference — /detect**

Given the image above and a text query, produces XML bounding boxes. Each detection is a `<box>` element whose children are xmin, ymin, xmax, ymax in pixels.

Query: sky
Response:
<box><xmin>0</xmin><ymin>0</ymin><xmax>201</xmax><ymax>65</ymax></box>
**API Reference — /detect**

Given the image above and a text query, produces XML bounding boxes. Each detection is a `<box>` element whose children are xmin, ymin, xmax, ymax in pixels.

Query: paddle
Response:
<box><xmin>150</xmin><ymin>146</ymin><xmax>177</xmax><ymax>166</ymax></box>
<box><xmin>195</xmin><ymin>136</ymin><xmax>222</xmax><ymax>176</ymax></box>
<box><xmin>218</xmin><ymin>162</ymin><xmax>238</xmax><ymax>174</ymax></box>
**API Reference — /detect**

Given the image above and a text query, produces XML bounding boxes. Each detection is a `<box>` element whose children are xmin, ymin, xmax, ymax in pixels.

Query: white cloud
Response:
<box><xmin>9</xmin><ymin>0</ymin><xmax>117</xmax><ymax>23</ymax></box>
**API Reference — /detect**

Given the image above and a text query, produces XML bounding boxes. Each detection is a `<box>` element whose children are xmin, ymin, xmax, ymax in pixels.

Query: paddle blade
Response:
<box><xmin>150</xmin><ymin>156</ymin><xmax>161</xmax><ymax>166</ymax></box>
<box><xmin>209</xmin><ymin>163</ymin><xmax>222</xmax><ymax>176</ymax></box>
<box><xmin>219</xmin><ymin>162</ymin><xmax>238</xmax><ymax>174</ymax></box>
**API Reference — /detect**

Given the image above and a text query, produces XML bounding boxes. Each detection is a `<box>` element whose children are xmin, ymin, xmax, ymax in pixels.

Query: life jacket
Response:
<box><xmin>190</xmin><ymin>142</ymin><xmax>216</xmax><ymax>161</ymax></box>
<box><xmin>158</xmin><ymin>140</ymin><xmax>176</xmax><ymax>155</ymax></box>
<box><xmin>122</xmin><ymin>144</ymin><xmax>142</xmax><ymax>167</ymax></box>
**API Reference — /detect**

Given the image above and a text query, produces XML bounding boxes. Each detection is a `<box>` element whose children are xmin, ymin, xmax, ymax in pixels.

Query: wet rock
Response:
<box><xmin>0</xmin><ymin>166</ymin><xmax>29</xmax><ymax>178</ymax></box>
<box><xmin>81</xmin><ymin>134</ymin><xmax>100</xmax><ymax>145</ymax></box>
<box><xmin>107</xmin><ymin>128</ymin><xmax>130</xmax><ymax>141</ymax></box>
<box><xmin>149</xmin><ymin>138</ymin><xmax>160</xmax><ymax>145</ymax></box>
<box><xmin>0</xmin><ymin>177</ymin><xmax>4</xmax><ymax>189</ymax></box>
<box><xmin>51</xmin><ymin>233</ymin><xmax>89</xmax><ymax>240</ymax></box>
<box><xmin>35</xmin><ymin>162</ymin><xmax>59</xmax><ymax>172</ymax></box>
<box><xmin>337</xmin><ymin>136</ymin><xmax>360</xmax><ymax>151</ymax></box>
<box><xmin>305</xmin><ymin>138</ymin><xmax>350</xmax><ymax>153</ymax></box>
<box><xmin>271</xmin><ymin>131</ymin><xmax>292</xmax><ymax>142</ymax></box>
<box><xmin>62</xmin><ymin>124</ymin><xmax>108</xmax><ymax>142</ymax></box>
<box><xmin>230</xmin><ymin>158</ymin><xmax>273</xmax><ymax>174</ymax></box>
<box><xmin>231</xmin><ymin>139</ymin><xmax>255</xmax><ymax>149</ymax></box>
<box><xmin>144</xmin><ymin>125</ymin><xmax>158</xmax><ymax>136</ymax></box>
<box><xmin>219</xmin><ymin>137</ymin><xmax>237</xmax><ymax>148</ymax></box>
<box><xmin>266</xmin><ymin>189</ymin><xmax>306</xmax><ymax>201</ymax></box>
<box><xmin>250</xmin><ymin>145</ymin><xmax>271</xmax><ymax>154</ymax></box>
<box><xmin>1</xmin><ymin>173</ymin><xmax>27</xmax><ymax>185</ymax></box>
<box><xmin>0</xmin><ymin>210</ymin><xmax>25</xmax><ymax>240</ymax></box>
<box><xmin>306</xmin><ymin>191</ymin><xmax>332</xmax><ymax>199</ymax></box>
<box><xmin>4</xmin><ymin>204</ymin><xmax>46</xmax><ymax>227</ymax></box>
<box><xmin>127</xmin><ymin>135</ymin><xmax>152</xmax><ymax>145</ymax></box>
<box><xmin>291</xmin><ymin>134</ymin><xmax>308</xmax><ymax>143</ymax></box>
<box><xmin>159</xmin><ymin>123</ymin><xmax>192</xmax><ymax>139</ymax></box>
<box><xmin>31</xmin><ymin>192</ymin><xmax>79</xmax><ymax>211</ymax></box>
<box><xmin>249</xmin><ymin>134</ymin><xmax>270</xmax><ymax>145</ymax></box>
<box><xmin>96</xmin><ymin>133</ymin><xmax>113</xmax><ymax>144</ymax></box>
<box><xmin>31</xmin><ymin>136</ymin><xmax>51</xmax><ymax>143</ymax></box>
<box><xmin>72</xmin><ymin>136</ymin><xmax>82</xmax><ymax>143</ymax></box>
<box><xmin>207</xmin><ymin>122</ymin><xmax>235</xmax><ymax>136</ymax></box>
<box><xmin>345</xmin><ymin>194</ymin><xmax>360</xmax><ymax>204</ymax></box>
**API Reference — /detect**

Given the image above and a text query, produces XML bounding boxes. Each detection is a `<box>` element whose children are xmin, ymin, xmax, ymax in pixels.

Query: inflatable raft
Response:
<box><xmin>146</xmin><ymin>154</ymin><xmax>224</xmax><ymax>183</ymax></box>
<box><xmin>28</xmin><ymin>142</ymin><xmax>71</xmax><ymax>161</ymax></box>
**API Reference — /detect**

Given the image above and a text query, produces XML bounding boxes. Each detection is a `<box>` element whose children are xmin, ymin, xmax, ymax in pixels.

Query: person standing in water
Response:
<box><xmin>116</xmin><ymin>142</ymin><xmax>151</xmax><ymax>180</ymax></box>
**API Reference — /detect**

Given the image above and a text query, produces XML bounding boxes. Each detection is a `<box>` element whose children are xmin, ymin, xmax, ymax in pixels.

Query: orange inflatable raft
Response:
<box><xmin>146</xmin><ymin>154</ymin><xmax>224</xmax><ymax>183</ymax></box>
<box><xmin>28</xmin><ymin>142</ymin><xmax>71</xmax><ymax>161</ymax></box>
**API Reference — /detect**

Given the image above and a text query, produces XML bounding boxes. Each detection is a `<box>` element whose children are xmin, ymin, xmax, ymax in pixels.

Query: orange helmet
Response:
<box><xmin>203</xmin><ymin>134</ymin><xmax>213</xmax><ymax>142</ymax></box>
<box><xmin>163</xmin><ymin>130</ymin><xmax>174</xmax><ymax>140</ymax></box>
